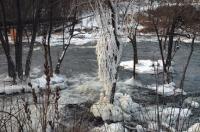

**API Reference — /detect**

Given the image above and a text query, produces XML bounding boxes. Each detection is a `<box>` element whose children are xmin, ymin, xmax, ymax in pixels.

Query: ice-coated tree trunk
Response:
<box><xmin>96</xmin><ymin>0</ymin><xmax>122</xmax><ymax>104</ymax></box>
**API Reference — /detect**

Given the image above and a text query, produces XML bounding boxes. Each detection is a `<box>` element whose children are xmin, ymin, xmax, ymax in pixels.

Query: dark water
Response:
<box><xmin>121</xmin><ymin>41</ymin><xmax>200</xmax><ymax>93</ymax></box>
<box><xmin>0</xmin><ymin>40</ymin><xmax>199</xmax><ymax>93</ymax></box>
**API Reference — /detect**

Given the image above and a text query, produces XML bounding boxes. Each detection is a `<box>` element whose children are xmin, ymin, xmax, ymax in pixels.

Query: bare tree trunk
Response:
<box><xmin>0</xmin><ymin>0</ymin><xmax>16</xmax><ymax>80</ymax></box>
<box><xmin>47</xmin><ymin>0</ymin><xmax>53</xmax><ymax>76</ymax></box>
<box><xmin>166</xmin><ymin>20</ymin><xmax>176</xmax><ymax>70</ymax></box>
<box><xmin>153</xmin><ymin>20</ymin><xmax>167</xmax><ymax>75</ymax></box>
<box><xmin>0</xmin><ymin>32</ymin><xmax>16</xmax><ymax>80</ymax></box>
<box><xmin>24</xmin><ymin>0</ymin><xmax>42</xmax><ymax>78</ymax></box>
<box><xmin>55</xmin><ymin>3</ymin><xmax>77</xmax><ymax>74</ymax></box>
<box><xmin>180</xmin><ymin>36</ymin><xmax>195</xmax><ymax>89</ymax></box>
<box><xmin>15</xmin><ymin>0</ymin><xmax>24</xmax><ymax>79</ymax></box>
<box><xmin>129</xmin><ymin>34</ymin><xmax>138</xmax><ymax>78</ymax></box>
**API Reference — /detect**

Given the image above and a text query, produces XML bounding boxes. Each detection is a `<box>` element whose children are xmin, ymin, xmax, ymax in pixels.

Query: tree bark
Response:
<box><xmin>55</xmin><ymin>4</ymin><xmax>77</xmax><ymax>74</ymax></box>
<box><xmin>180</xmin><ymin>36</ymin><xmax>195</xmax><ymax>89</ymax></box>
<box><xmin>47</xmin><ymin>0</ymin><xmax>53</xmax><ymax>76</ymax></box>
<box><xmin>166</xmin><ymin>20</ymin><xmax>176</xmax><ymax>70</ymax></box>
<box><xmin>0</xmin><ymin>0</ymin><xmax>16</xmax><ymax>80</ymax></box>
<box><xmin>129</xmin><ymin>34</ymin><xmax>138</xmax><ymax>78</ymax></box>
<box><xmin>0</xmin><ymin>32</ymin><xmax>16</xmax><ymax>80</ymax></box>
<box><xmin>15</xmin><ymin>0</ymin><xmax>24</xmax><ymax>79</ymax></box>
<box><xmin>25</xmin><ymin>1</ymin><xmax>41</xmax><ymax>77</ymax></box>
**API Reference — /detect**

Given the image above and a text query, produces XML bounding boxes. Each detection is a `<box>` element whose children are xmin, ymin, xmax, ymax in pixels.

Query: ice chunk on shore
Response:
<box><xmin>120</xmin><ymin>60</ymin><xmax>163</xmax><ymax>74</ymax></box>
<box><xmin>114</xmin><ymin>93</ymin><xmax>140</xmax><ymax>114</ymax></box>
<box><xmin>31</xmin><ymin>74</ymin><xmax>67</xmax><ymax>90</ymax></box>
<box><xmin>147</xmin><ymin>82</ymin><xmax>186</xmax><ymax>96</ymax></box>
<box><xmin>184</xmin><ymin>98</ymin><xmax>199</xmax><ymax>109</ymax></box>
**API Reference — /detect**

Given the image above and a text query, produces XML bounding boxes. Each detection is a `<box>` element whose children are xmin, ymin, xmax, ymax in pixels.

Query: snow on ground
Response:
<box><xmin>0</xmin><ymin>74</ymin><xmax>67</xmax><ymax>94</ymax></box>
<box><xmin>31</xmin><ymin>74</ymin><xmax>67</xmax><ymax>91</ymax></box>
<box><xmin>147</xmin><ymin>82</ymin><xmax>186</xmax><ymax>96</ymax></box>
<box><xmin>120</xmin><ymin>60</ymin><xmax>163</xmax><ymax>74</ymax></box>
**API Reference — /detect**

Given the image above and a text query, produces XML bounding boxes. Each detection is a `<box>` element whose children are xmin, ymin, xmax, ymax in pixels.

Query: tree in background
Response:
<box><xmin>139</xmin><ymin>0</ymin><xmax>197</xmax><ymax>83</ymax></box>
<box><xmin>0</xmin><ymin>0</ymin><xmax>79</xmax><ymax>81</ymax></box>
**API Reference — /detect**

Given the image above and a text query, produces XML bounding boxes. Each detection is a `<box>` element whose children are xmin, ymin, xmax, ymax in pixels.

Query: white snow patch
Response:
<box><xmin>31</xmin><ymin>74</ymin><xmax>67</xmax><ymax>91</ymax></box>
<box><xmin>147</xmin><ymin>82</ymin><xmax>186</xmax><ymax>96</ymax></box>
<box><xmin>120</xmin><ymin>60</ymin><xmax>163</xmax><ymax>74</ymax></box>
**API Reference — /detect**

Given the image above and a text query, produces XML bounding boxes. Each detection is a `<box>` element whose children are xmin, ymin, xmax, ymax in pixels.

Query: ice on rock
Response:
<box><xmin>187</xmin><ymin>123</ymin><xmax>200</xmax><ymax>132</ymax></box>
<box><xmin>91</xmin><ymin>123</ymin><xmax>128</xmax><ymax>132</ymax></box>
<box><xmin>190</xmin><ymin>101</ymin><xmax>199</xmax><ymax>108</ymax></box>
<box><xmin>90</xmin><ymin>101</ymin><xmax>124</xmax><ymax>122</ymax></box>
<box><xmin>184</xmin><ymin>98</ymin><xmax>199</xmax><ymax>109</ymax></box>
<box><xmin>114</xmin><ymin>93</ymin><xmax>140</xmax><ymax>114</ymax></box>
